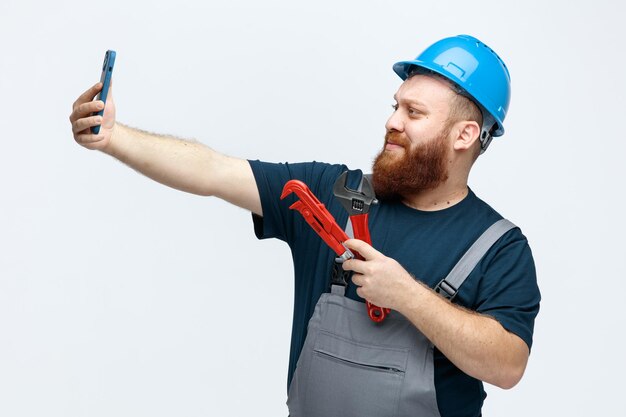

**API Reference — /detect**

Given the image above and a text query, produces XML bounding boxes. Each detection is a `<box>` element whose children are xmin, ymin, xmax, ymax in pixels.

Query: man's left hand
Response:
<box><xmin>341</xmin><ymin>239</ymin><xmax>416</xmax><ymax>311</ymax></box>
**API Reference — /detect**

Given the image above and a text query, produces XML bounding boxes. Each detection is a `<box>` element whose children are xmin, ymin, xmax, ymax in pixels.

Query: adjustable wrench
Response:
<box><xmin>333</xmin><ymin>171</ymin><xmax>390</xmax><ymax>323</ymax></box>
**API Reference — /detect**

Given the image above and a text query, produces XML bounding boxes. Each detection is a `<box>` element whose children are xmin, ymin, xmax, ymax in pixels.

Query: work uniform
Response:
<box><xmin>249</xmin><ymin>160</ymin><xmax>541</xmax><ymax>417</ymax></box>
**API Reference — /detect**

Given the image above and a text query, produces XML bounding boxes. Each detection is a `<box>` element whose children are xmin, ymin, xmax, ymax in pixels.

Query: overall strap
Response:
<box><xmin>436</xmin><ymin>218</ymin><xmax>517</xmax><ymax>300</ymax></box>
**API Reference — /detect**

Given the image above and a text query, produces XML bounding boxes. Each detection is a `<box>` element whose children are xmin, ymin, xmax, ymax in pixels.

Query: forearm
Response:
<box><xmin>397</xmin><ymin>280</ymin><xmax>528</xmax><ymax>389</ymax></box>
<box><xmin>71</xmin><ymin>84</ymin><xmax>260</xmax><ymax>214</ymax></box>
<box><xmin>103</xmin><ymin>122</ymin><xmax>221</xmax><ymax>196</ymax></box>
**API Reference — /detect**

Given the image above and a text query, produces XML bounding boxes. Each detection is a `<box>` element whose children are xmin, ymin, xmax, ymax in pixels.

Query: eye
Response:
<box><xmin>391</xmin><ymin>103</ymin><xmax>399</xmax><ymax>111</ymax></box>
<box><xmin>408</xmin><ymin>108</ymin><xmax>422</xmax><ymax>117</ymax></box>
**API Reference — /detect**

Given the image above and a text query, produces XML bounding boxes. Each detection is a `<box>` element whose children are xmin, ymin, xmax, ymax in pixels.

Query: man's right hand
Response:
<box><xmin>69</xmin><ymin>82</ymin><xmax>116</xmax><ymax>152</ymax></box>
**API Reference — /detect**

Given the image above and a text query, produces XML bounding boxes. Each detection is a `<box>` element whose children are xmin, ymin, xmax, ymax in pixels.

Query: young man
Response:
<box><xmin>70</xmin><ymin>35</ymin><xmax>540</xmax><ymax>417</ymax></box>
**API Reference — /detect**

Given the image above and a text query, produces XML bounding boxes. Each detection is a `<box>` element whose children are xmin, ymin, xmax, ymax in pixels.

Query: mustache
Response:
<box><xmin>384</xmin><ymin>131</ymin><xmax>409</xmax><ymax>147</ymax></box>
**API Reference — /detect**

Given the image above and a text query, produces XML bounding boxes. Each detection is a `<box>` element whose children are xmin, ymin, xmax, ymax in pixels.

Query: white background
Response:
<box><xmin>1</xmin><ymin>0</ymin><xmax>625</xmax><ymax>415</ymax></box>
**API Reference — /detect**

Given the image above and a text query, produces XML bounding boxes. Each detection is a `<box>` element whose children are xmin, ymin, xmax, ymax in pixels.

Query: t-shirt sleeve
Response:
<box><xmin>474</xmin><ymin>229</ymin><xmax>541</xmax><ymax>351</ymax></box>
<box><xmin>247</xmin><ymin>160</ymin><xmax>348</xmax><ymax>247</ymax></box>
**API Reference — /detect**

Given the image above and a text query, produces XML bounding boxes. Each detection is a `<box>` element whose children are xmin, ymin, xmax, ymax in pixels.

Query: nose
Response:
<box><xmin>385</xmin><ymin>109</ymin><xmax>404</xmax><ymax>133</ymax></box>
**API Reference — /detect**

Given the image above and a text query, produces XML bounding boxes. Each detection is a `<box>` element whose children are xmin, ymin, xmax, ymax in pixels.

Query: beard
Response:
<box><xmin>371</xmin><ymin>128</ymin><xmax>451</xmax><ymax>201</ymax></box>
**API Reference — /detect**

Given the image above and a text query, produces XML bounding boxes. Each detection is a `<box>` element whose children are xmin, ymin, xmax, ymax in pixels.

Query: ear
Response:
<box><xmin>452</xmin><ymin>121</ymin><xmax>481</xmax><ymax>152</ymax></box>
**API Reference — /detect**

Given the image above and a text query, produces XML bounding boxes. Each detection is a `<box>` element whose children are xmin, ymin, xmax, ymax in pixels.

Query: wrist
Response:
<box><xmin>102</xmin><ymin>122</ymin><xmax>122</xmax><ymax>156</ymax></box>
<box><xmin>395</xmin><ymin>275</ymin><xmax>424</xmax><ymax>316</ymax></box>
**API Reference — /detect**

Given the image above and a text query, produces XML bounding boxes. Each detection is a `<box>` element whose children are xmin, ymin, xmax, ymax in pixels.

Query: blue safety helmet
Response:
<box><xmin>393</xmin><ymin>35</ymin><xmax>511</xmax><ymax>152</ymax></box>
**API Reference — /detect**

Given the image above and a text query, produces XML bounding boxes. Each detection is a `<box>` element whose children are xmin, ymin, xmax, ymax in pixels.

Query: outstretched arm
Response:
<box><xmin>341</xmin><ymin>238</ymin><xmax>529</xmax><ymax>390</ymax></box>
<box><xmin>69</xmin><ymin>82</ymin><xmax>261</xmax><ymax>215</ymax></box>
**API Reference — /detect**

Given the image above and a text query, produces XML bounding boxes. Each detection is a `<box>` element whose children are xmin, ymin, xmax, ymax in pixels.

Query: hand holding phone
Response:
<box><xmin>91</xmin><ymin>50</ymin><xmax>116</xmax><ymax>134</ymax></box>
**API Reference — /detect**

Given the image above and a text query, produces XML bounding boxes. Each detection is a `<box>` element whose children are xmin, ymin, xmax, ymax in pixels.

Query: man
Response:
<box><xmin>70</xmin><ymin>35</ymin><xmax>540</xmax><ymax>417</ymax></box>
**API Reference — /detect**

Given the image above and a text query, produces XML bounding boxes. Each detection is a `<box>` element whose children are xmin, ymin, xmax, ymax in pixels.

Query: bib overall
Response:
<box><xmin>286</xmin><ymin>219</ymin><xmax>516</xmax><ymax>417</ymax></box>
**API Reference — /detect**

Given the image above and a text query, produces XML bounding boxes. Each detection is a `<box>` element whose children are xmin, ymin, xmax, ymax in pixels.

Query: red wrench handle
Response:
<box><xmin>366</xmin><ymin>301</ymin><xmax>390</xmax><ymax>322</ymax></box>
<box><xmin>349</xmin><ymin>213</ymin><xmax>391</xmax><ymax>323</ymax></box>
<box><xmin>349</xmin><ymin>213</ymin><xmax>372</xmax><ymax>245</ymax></box>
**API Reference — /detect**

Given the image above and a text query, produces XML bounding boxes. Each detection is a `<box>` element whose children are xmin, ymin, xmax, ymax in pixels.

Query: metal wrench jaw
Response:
<box><xmin>332</xmin><ymin>171</ymin><xmax>378</xmax><ymax>215</ymax></box>
<box><xmin>281</xmin><ymin>180</ymin><xmax>323</xmax><ymax>204</ymax></box>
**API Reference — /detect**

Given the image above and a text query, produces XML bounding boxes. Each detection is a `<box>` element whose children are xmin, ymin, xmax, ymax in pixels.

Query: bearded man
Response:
<box><xmin>70</xmin><ymin>35</ymin><xmax>541</xmax><ymax>417</ymax></box>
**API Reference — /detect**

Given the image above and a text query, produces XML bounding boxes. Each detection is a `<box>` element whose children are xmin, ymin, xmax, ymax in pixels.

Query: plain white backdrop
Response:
<box><xmin>1</xmin><ymin>0</ymin><xmax>625</xmax><ymax>415</ymax></box>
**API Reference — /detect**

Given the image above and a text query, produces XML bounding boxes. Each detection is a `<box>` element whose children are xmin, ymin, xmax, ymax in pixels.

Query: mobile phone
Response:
<box><xmin>91</xmin><ymin>50</ymin><xmax>116</xmax><ymax>134</ymax></box>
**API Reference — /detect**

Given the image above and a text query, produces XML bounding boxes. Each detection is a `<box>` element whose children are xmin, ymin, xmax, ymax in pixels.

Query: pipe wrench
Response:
<box><xmin>280</xmin><ymin>180</ymin><xmax>353</xmax><ymax>262</ymax></box>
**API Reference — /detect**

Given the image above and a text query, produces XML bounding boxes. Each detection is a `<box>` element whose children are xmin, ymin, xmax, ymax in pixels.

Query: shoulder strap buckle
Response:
<box><xmin>436</xmin><ymin>278</ymin><xmax>458</xmax><ymax>298</ymax></box>
<box><xmin>435</xmin><ymin>219</ymin><xmax>517</xmax><ymax>300</ymax></box>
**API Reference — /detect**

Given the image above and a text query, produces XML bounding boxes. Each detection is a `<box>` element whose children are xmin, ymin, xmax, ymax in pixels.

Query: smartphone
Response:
<box><xmin>91</xmin><ymin>50</ymin><xmax>116</xmax><ymax>134</ymax></box>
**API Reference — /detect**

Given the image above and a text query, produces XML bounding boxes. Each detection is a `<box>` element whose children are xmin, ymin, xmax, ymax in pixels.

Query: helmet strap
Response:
<box><xmin>479</xmin><ymin>124</ymin><xmax>497</xmax><ymax>154</ymax></box>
